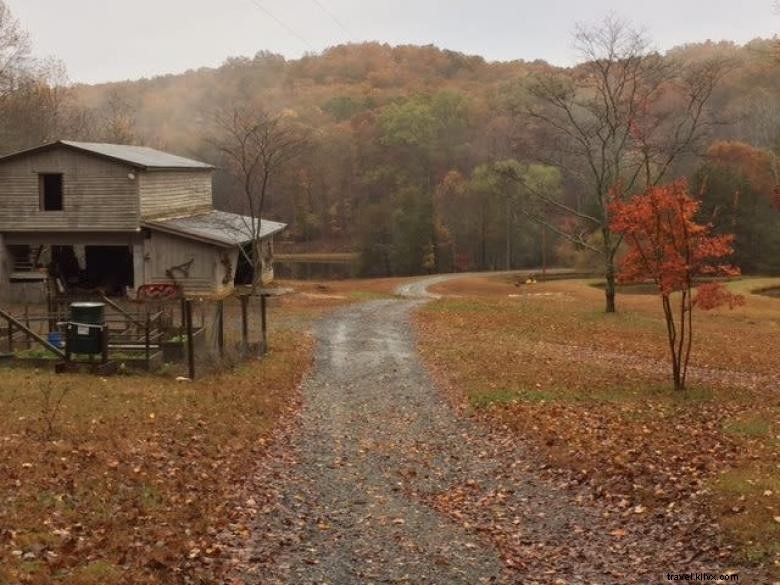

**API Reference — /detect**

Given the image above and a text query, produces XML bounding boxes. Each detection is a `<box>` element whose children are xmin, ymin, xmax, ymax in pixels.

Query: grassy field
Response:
<box><xmin>0</xmin><ymin>277</ymin><xmax>408</xmax><ymax>585</ymax></box>
<box><xmin>415</xmin><ymin>275</ymin><xmax>780</xmax><ymax>571</ymax></box>
<box><xmin>0</xmin><ymin>327</ymin><xmax>312</xmax><ymax>585</ymax></box>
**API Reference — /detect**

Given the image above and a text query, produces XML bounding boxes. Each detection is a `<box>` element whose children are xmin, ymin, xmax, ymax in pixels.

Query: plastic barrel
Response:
<box><xmin>67</xmin><ymin>302</ymin><xmax>105</xmax><ymax>355</ymax></box>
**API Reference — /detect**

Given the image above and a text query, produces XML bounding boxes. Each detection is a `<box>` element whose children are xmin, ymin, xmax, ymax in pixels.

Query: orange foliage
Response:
<box><xmin>707</xmin><ymin>141</ymin><xmax>779</xmax><ymax>208</ymax></box>
<box><xmin>610</xmin><ymin>179</ymin><xmax>741</xmax><ymax>295</ymax></box>
<box><xmin>610</xmin><ymin>179</ymin><xmax>744</xmax><ymax>389</ymax></box>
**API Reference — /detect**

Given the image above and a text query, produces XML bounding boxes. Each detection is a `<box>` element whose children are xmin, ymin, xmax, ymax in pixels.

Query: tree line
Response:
<box><xmin>2</xmin><ymin>2</ymin><xmax>779</xmax><ymax>312</ymax></box>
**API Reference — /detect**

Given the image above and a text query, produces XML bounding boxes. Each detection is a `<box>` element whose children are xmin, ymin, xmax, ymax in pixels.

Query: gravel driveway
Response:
<box><xmin>234</xmin><ymin>288</ymin><xmax>751</xmax><ymax>584</ymax></box>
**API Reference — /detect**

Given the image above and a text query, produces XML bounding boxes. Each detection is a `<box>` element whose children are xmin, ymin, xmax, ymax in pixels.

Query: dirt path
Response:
<box><xmin>234</xmin><ymin>286</ymin><xmax>744</xmax><ymax>584</ymax></box>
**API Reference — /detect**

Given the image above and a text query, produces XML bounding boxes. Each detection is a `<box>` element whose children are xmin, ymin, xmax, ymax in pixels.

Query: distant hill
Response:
<box><xmin>68</xmin><ymin>39</ymin><xmax>780</xmax><ymax>272</ymax></box>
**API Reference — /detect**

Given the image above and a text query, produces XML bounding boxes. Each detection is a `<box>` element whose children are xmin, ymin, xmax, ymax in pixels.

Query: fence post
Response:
<box><xmin>240</xmin><ymin>295</ymin><xmax>249</xmax><ymax>353</ymax></box>
<box><xmin>217</xmin><ymin>300</ymin><xmax>224</xmax><ymax>359</ymax></box>
<box><xmin>145</xmin><ymin>312</ymin><xmax>151</xmax><ymax>368</ymax></box>
<box><xmin>179</xmin><ymin>298</ymin><xmax>186</xmax><ymax>341</ymax></box>
<box><xmin>46</xmin><ymin>287</ymin><xmax>55</xmax><ymax>333</ymax></box>
<box><xmin>7</xmin><ymin>321</ymin><xmax>13</xmax><ymax>354</ymax></box>
<box><xmin>185</xmin><ymin>299</ymin><xmax>195</xmax><ymax>380</ymax></box>
<box><xmin>65</xmin><ymin>324</ymin><xmax>72</xmax><ymax>362</ymax></box>
<box><xmin>100</xmin><ymin>324</ymin><xmax>109</xmax><ymax>364</ymax></box>
<box><xmin>260</xmin><ymin>295</ymin><xmax>268</xmax><ymax>356</ymax></box>
<box><xmin>24</xmin><ymin>303</ymin><xmax>31</xmax><ymax>349</ymax></box>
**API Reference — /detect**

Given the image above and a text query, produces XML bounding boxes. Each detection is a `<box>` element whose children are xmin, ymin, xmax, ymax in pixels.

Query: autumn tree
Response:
<box><xmin>610</xmin><ymin>179</ymin><xmax>743</xmax><ymax>390</ymax></box>
<box><xmin>515</xmin><ymin>16</ymin><xmax>728</xmax><ymax>312</ymax></box>
<box><xmin>210</xmin><ymin>107</ymin><xmax>309</xmax><ymax>289</ymax></box>
<box><xmin>693</xmin><ymin>141</ymin><xmax>780</xmax><ymax>273</ymax></box>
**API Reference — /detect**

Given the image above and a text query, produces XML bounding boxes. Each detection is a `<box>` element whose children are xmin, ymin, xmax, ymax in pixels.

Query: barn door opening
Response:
<box><xmin>84</xmin><ymin>246</ymin><xmax>134</xmax><ymax>295</ymax></box>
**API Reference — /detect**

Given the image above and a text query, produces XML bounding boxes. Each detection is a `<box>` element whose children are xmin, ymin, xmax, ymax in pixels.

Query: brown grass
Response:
<box><xmin>415</xmin><ymin>275</ymin><xmax>780</xmax><ymax>570</ymax></box>
<box><xmin>0</xmin><ymin>329</ymin><xmax>313</xmax><ymax>584</ymax></box>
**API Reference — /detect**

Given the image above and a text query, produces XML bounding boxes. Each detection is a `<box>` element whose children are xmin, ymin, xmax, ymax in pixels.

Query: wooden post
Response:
<box><xmin>240</xmin><ymin>295</ymin><xmax>249</xmax><ymax>352</ymax></box>
<box><xmin>260</xmin><ymin>295</ymin><xmax>268</xmax><ymax>355</ymax></box>
<box><xmin>101</xmin><ymin>324</ymin><xmax>109</xmax><ymax>365</ymax></box>
<box><xmin>24</xmin><ymin>303</ymin><xmax>31</xmax><ymax>349</ymax></box>
<box><xmin>46</xmin><ymin>285</ymin><xmax>56</xmax><ymax>333</ymax></box>
<box><xmin>145</xmin><ymin>312</ymin><xmax>151</xmax><ymax>367</ymax></box>
<box><xmin>65</xmin><ymin>324</ymin><xmax>72</xmax><ymax>362</ymax></box>
<box><xmin>179</xmin><ymin>298</ymin><xmax>186</xmax><ymax>340</ymax></box>
<box><xmin>0</xmin><ymin>308</ymin><xmax>66</xmax><ymax>359</ymax></box>
<box><xmin>185</xmin><ymin>299</ymin><xmax>195</xmax><ymax>380</ymax></box>
<box><xmin>217</xmin><ymin>300</ymin><xmax>224</xmax><ymax>359</ymax></box>
<box><xmin>7</xmin><ymin>321</ymin><xmax>13</xmax><ymax>353</ymax></box>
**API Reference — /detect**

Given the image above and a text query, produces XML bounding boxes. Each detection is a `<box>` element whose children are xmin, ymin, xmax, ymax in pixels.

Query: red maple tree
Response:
<box><xmin>610</xmin><ymin>179</ymin><xmax>744</xmax><ymax>390</ymax></box>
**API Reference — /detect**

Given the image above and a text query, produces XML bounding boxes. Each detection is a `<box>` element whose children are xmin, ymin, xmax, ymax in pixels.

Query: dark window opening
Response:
<box><xmin>234</xmin><ymin>243</ymin><xmax>254</xmax><ymax>286</ymax></box>
<box><xmin>8</xmin><ymin>245</ymin><xmax>33</xmax><ymax>272</ymax></box>
<box><xmin>40</xmin><ymin>173</ymin><xmax>64</xmax><ymax>211</ymax></box>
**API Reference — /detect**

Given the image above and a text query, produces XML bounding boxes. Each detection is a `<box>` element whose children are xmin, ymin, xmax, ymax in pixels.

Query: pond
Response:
<box><xmin>274</xmin><ymin>253</ymin><xmax>359</xmax><ymax>280</ymax></box>
<box><xmin>756</xmin><ymin>287</ymin><xmax>780</xmax><ymax>298</ymax></box>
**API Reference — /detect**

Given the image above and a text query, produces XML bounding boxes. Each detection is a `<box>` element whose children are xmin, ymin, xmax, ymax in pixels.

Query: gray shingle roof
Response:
<box><xmin>143</xmin><ymin>211</ymin><xmax>287</xmax><ymax>247</ymax></box>
<box><xmin>61</xmin><ymin>141</ymin><xmax>213</xmax><ymax>170</ymax></box>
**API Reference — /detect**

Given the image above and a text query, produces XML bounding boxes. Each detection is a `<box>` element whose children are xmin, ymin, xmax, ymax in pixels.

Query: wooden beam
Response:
<box><xmin>100</xmin><ymin>294</ymin><xmax>144</xmax><ymax>329</ymax></box>
<box><xmin>0</xmin><ymin>308</ymin><xmax>66</xmax><ymax>359</ymax></box>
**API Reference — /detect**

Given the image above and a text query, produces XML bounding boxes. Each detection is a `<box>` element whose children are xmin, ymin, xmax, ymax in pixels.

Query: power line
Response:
<box><xmin>244</xmin><ymin>0</ymin><xmax>314</xmax><ymax>51</ymax></box>
<box><xmin>309</xmin><ymin>0</ymin><xmax>354</xmax><ymax>39</ymax></box>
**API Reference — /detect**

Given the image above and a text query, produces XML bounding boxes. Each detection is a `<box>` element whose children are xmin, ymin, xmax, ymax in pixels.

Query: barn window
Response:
<box><xmin>39</xmin><ymin>173</ymin><xmax>64</xmax><ymax>211</ymax></box>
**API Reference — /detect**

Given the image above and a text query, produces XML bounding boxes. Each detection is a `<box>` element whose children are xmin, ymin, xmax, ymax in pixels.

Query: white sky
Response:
<box><xmin>9</xmin><ymin>0</ymin><xmax>779</xmax><ymax>84</ymax></box>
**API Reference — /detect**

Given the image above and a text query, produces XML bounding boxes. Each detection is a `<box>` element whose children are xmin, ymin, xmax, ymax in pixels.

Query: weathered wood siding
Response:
<box><xmin>0</xmin><ymin>147</ymin><xmax>139</xmax><ymax>231</ymax></box>
<box><xmin>138</xmin><ymin>171</ymin><xmax>213</xmax><ymax>220</ymax></box>
<box><xmin>0</xmin><ymin>235</ymin><xmax>9</xmax><ymax>301</ymax></box>
<box><xmin>144</xmin><ymin>231</ymin><xmax>221</xmax><ymax>295</ymax></box>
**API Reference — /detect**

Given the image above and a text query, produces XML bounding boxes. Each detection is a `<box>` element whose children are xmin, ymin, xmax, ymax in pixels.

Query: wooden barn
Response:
<box><xmin>0</xmin><ymin>141</ymin><xmax>286</xmax><ymax>302</ymax></box>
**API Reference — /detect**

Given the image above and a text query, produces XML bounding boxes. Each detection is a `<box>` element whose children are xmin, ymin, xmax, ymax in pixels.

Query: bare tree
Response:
<box><xmin>512</xmin><ymin>16</ymin><xmax>728</xmax><ymax>312</ymax></box>
<box><xmin>0</xmin><ymin>0</ymin><xmax>30</xmax><ymax>100</ymax></box>
<box><xmin>0</xmin><ymin>2</ymin><xmax>88</xmax><ymax>153</ymax></box>
<box><xmin>211</xmin><ymin>107</ymin><xmax>309</xmax><ymax>290</ymax></box>
<box><xmin>0</xmin><ymin>59</ymin><xmax>92</xmax><ymax>151</ymax></box>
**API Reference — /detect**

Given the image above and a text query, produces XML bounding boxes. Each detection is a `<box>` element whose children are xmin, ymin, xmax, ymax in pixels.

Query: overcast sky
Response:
<box><xmin>9</xmin><ymin>0</ymin><xmax>779</xmax><ymax>84</ymax></box>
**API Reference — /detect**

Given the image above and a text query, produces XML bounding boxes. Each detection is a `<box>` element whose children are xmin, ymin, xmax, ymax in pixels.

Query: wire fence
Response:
<box><xmin>0</xmin><ymin>293</ymin><xmax>272</xmax><ymax>379</ymax></box>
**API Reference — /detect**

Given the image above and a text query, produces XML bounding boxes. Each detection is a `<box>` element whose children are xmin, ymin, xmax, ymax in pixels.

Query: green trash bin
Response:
<box><xmin>67</xmin><ymin>302</ymin><xmax>106</xmax><ymax>355</ymax></box>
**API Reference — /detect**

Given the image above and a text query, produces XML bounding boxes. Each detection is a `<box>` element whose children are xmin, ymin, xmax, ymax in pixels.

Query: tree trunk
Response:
<box><xmin>602</xmin><ymin>228</ymin><xmax>618</xmax><ymax>313</ymax></box>
<box><xmin>505</xmin><ymin>196</ymin><xmax>512</xmax><ymax>270</ymax></box>
<box><xmin>604</xmin><ymin>263</ymin><xmax>617</xmax><ymax>314</ymax></box>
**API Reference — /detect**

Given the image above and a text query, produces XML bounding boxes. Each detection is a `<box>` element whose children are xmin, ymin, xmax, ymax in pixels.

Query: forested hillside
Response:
<box><xmin>3</xmin><ymin>7</ymin><xmax>780</xmax><ymax>275</ymax></box>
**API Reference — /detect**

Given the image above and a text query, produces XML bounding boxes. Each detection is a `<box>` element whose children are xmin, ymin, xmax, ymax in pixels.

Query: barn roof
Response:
<box><xmin>0</xmin><ymin>140</ymin><xmax>214</xmax><ymax>171</ymax></box>
<box><xmin>143</xmin><ymin>210</ymin><xmax>287</xmax><ymax>247</ymax></box>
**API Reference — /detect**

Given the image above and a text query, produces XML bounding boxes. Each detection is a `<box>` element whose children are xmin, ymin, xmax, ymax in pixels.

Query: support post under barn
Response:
<box><xmin>185</xmin><ymin>299</ymin><xmax>195</xmax><ymax>380</ymax></box>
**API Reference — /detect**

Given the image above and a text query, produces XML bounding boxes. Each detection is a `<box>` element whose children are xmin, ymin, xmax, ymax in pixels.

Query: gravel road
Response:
<box><xmin>234</xmin><ymin>277</ymin><xmax>751</xmax><ymax>584</ymax></box>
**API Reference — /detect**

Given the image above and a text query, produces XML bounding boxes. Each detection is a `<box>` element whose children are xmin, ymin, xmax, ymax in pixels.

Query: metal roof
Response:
<box><xmin>0</xmin><ymin>140</ymin><xmax>214</xmax><ymax>171</ymax></box>
<box><xmin>61</xmin><ymin>141</ymin><xmax>214</xmax><ymax>170</ymax></box>
<box><xmin>143</xmin><ymin>211</ymin><xmax>287</xmax><ymax>247</ymax></box>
